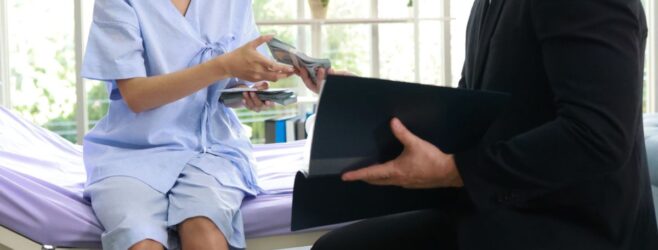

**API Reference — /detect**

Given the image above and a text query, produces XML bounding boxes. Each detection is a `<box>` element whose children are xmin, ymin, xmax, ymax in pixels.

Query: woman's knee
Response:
<box><xmin>179</xmin><ymin>217</ymin><xmax>219</xmax><ymax>231</ymax></box>
<box><xmin>129</xmin><ymin>239</ymin><xmax>164</xmax><ymax>250</ymax></box>
<box><xmin>178</xmin><ymin>216</ymin><xmax>228</xmax><ymax>250</ymax></box>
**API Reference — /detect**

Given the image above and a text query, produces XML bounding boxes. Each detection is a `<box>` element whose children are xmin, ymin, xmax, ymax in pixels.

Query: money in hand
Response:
<box><xmin>219</xmin><ymin>88</ymin><xmax>298</xmax><ymax>106</ymax></box>
<box><xmin>267</xmin><ymin>38</ymin><xmax>332</xmax><ymax>84</ymax></box>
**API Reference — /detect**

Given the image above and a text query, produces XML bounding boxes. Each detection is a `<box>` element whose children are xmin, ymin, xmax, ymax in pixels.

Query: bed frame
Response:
<box><xmin>0</xmin><ymin>225</ymin><xmax>325</xmax><ymax>250</ymax></box>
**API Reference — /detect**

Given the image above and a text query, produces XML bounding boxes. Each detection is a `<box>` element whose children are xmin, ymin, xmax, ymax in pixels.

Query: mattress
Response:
<box><xmin>0</xmin><ymin>107</ymin><xmax>317</xmax><ymax>248</ymax></box>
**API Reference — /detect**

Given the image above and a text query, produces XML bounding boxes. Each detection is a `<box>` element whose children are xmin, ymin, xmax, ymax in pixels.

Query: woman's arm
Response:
<box><xmin>118</xmin><ymin>35</ymin><xmax>294</xmax><ymax>113</ymax></box>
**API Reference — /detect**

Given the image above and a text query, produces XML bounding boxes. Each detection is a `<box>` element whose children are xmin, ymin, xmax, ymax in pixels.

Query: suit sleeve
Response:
<box><xmin>454</xmin><ymin>0</ymin><xmax>648</xmax><ymax>209</ymax></box>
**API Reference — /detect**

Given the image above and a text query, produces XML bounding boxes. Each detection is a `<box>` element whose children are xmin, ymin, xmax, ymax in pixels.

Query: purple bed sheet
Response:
<box><xmin>0</xmin><ymin>107</ymin><xmax>317</xmax><ymax>248</ymax></box>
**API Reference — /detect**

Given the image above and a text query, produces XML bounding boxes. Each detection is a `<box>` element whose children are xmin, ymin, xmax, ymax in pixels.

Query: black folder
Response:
<box><xmin>291</xmin><ymin>75</ymin><xmax>510</xmax><ymax>231</ymax></box>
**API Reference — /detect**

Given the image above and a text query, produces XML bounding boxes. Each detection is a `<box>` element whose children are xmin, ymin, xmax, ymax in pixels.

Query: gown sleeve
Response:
<box><xmin>81</xmin><ymin>0</ymin><xmax>146</xmax><ymax>100</ymax></box>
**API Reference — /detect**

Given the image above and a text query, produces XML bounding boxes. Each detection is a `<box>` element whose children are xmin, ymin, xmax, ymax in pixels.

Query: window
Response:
<box><xmin>81</xmin><ymin>2</ymin><xmax>109</xmax><ymax>138</ymax></box>
<box><xmin>644</xmin><ymin>0</ymin><xmax>658</xmax><ymax>113</ymax></box>
<box><xmin>0</xmin><ymin>0</ymin><xmax>9</xmax><ymax>107</ymax></box>
<box><xmin>253</xmin><ymin>0</ymin><xmax>453</xmax><ymax>84</ymax></box>
<box><xmin>6</xmin><ymin>0</ymin><xmax>77</xmax><ymax>141</ymax></box>
<box><xmin>0</xmin><ymin>0</ymin><xmax>655</xmax><ymax>145</ymax></box>
<box><xmin>243</xmin><ymin>0</ymin><xmax>456</xmax><ymax>143</ymax></box>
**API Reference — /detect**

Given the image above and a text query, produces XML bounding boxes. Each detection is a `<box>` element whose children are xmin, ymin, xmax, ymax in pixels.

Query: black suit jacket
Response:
<box><xmin>453</xmin><ymin>0</ymin><xmax>658</xmax><ymax>249</ymax></box>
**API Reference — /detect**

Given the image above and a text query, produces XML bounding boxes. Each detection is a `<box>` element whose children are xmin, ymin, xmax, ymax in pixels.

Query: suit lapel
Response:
<box><xmin>471</xmin><ymin>0</ymin><xmax>506</xmax><ymax>89</ymax></box>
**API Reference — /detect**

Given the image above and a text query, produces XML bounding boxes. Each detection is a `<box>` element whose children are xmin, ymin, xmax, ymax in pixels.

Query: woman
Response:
<box><xmin>81</xmin><ymin>0</ymin><xmax>293</xmax><ymax>249</ymax></box>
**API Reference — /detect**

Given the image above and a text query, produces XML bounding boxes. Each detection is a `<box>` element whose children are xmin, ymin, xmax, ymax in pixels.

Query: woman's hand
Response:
<box><xmin>216</xmin><ymin>35</ymin><xmax>295</xmax><ymax>83</ymax></box>
<box><xmin>115</xmin><ymin>35</ymin><xmax>292</xmax><ymax>113</ymax></box>
<box><xmin>225</xmin><ymin>82</ymin><xmax>275</xmax><ymax>112</ymax></box>
<box><xmin>296</xmin><ymin>67</ymin><xmax>355</xmax><ymax>94</ymax></box>
<box><xmin>242</xmin><ymin>81</ymin><xmax>274</xmax><ymax>112</ymax></box>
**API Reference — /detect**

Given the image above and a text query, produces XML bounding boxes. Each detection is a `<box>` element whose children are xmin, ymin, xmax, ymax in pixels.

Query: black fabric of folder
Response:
<box><xmin>291</xmin><ymin>75</ymin><xmax>510</xmax><ymax>231</ymax></box>
<box><xmin>308</xmin><ymin>75</ymin><xmax>510</xmax><ymax>177</ymax></box>
<box><xmin>291</xmin><ymin>172</ymin><xmax>462</xmax><ymax>231</ymax></box>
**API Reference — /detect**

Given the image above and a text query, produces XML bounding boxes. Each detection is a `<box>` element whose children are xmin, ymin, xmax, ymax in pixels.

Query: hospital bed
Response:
<box><xmin>2</xmin><ymin>106</ymin><xmax>657</xmax><ymax>250</ymax></box>
<box><xmin>0</xmin><ymin>107</ymin><xmax>337</xmax><ymax>250</ymax></box>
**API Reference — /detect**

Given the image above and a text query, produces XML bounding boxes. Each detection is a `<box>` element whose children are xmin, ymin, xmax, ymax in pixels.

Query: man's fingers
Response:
<box><xmin>342</xmin><ymin>162</ymin><xmax>397</xmax><ymax>182</ymax></box>
<box><xmin>296</xmin><ymin>66</ymin><xmax>315</xmax><ymax>84</ymax></box>
<box><xmin>316</xmin><ymin>67</ymin><xmax>326</xmax><ymax>83</ymax></box>
<box><xmin>297</xmin><ymin>67</ymin><xmax>319</xmax><ymax>91</ymax></box>
<box><xmin>296</xmin><ymin>66</ymin><xmax>310</xmax><ymax>80</ymax></box>
<box><xmin>249</xmin><ymin>35</ymin><xmax>273</xmax><ymax>49</ymax></box>
<box><xmin>391</xmin><ymin>117</ymin><xmax>419</xmax><ymax>147</ymax></box>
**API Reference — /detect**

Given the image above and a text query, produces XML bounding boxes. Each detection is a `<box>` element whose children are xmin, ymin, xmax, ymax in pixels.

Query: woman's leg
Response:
<box><xmin>168</xmin><ymin>165</ymin><xmax>248</xmax><ymax>250</ymax></box>
<box><xmin>312</xmin><ymin>209</ymin><xmax>459</xmax><ymax>250</ymax></box>
<box><xmin>178</xmin><ymin>217</ymin><xmax>229</xmax><ymax>250</ymax></box>
<box><xmin>130</xmin><ymin>240</ymin><xmax>165</xmax><ymax>250</ymax></box>
<box><xmin>86</xmin><ymin>177</ymin><xmax>170</xmax><ymax>250</ymax></box>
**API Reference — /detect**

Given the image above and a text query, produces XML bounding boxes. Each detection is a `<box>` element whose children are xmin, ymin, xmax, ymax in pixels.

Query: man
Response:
<box><xmin>299</xmin><ymin>0</ymin><xmax>658</xmax><ymax>249</ymax></box>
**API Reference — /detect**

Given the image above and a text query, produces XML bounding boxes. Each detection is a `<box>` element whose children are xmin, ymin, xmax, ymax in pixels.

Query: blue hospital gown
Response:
<box><xmin>81</xmin><ymin>0</ymin><xmax>265</xmax><ymax>197</ymax></box>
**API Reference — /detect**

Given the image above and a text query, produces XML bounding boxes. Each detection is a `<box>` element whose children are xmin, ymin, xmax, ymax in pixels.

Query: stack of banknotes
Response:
<box><xmin>219</xmin><ymin>88</ymin><xmax>298</xmax><ymax>106</ymax></box>
<box><xmin>267</xmin><ymin>37</ymin><xmax>332</xmax><ymax>83</ymax></box>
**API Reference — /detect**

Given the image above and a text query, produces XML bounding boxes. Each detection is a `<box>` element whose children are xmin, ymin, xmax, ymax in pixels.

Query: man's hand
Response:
<box><xmin>296</xmin><ymin>67</ymin><xmax>355</xmax><ymax>94</ymax></box>
<box><xmin>342</xmin><ymin>118</ymin><xmax>464</xmax><ymax>189</ymax></box>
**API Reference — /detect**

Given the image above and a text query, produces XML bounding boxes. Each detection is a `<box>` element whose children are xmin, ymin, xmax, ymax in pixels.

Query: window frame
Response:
<box><xmin>74</xmin><ymin>0</ymin><xmax>88</xmax><ymax>144</ymax></box>
<box><xmin>648</xmin><ymin>0</ymin><xmax>658</xmax><ymax>113</ymax></box>
<box><xmin>256</xmin><ymin>0</ymin><xmax>452</xmax><ymax>85</ymax></box>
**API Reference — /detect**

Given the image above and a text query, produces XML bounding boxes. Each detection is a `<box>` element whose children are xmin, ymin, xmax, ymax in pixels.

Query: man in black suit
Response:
<box><xmin>298</xmin><ymin>0</ymin><xmax>658</xmax><ymax>249</ymax></box>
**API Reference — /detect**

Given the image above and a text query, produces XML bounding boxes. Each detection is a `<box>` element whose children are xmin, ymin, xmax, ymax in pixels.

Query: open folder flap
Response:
<box><xmin>291</xmin><ymin>171</ymin><xmax>461</xmax><ymax>231</ymax></box>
